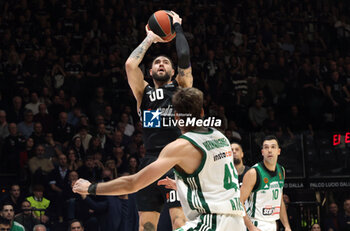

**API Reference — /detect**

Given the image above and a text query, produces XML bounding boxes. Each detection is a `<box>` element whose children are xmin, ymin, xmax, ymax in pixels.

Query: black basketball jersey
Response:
<box><xmin>139</xmin><ymin>80</ymin><xmax>181</xmax><ymax>156</ymax></box>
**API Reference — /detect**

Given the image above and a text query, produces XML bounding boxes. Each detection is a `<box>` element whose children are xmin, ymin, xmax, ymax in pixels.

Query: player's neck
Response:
<box><xmin>153</xmin><ymin>79</ymin><xmax>171</xmax><ymax>88</ymax></box>
<box><xmin>263</xmin><ymin>160</ymin><xmax>276</xmax><ymax>172</ymax></box>
<box><xmin>181</xmin><ymin>126</ymin><xmax>208</xmax><ymax>134</ymax></box>
<box><xmin>235</xmin><ymin>162</ymin><xmax>245</xmax><ymax>175</ymax></box>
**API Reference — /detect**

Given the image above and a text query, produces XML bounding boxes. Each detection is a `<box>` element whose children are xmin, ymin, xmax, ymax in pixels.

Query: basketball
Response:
<box><xmin>147</xmin><ymin>10</ymin><xmax>176</xmax><ymax>42</ymax></box>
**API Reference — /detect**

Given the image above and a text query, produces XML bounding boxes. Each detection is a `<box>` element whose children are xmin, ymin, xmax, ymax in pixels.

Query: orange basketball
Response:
<box><xmin>147</xmin><ymin>10</ymin><xmax>176</xmax><ymax>42</ymax></box>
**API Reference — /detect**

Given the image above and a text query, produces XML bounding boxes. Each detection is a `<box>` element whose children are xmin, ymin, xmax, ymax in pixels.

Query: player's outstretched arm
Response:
<box><xmin>73</xmin><ymin>140</ymin><xmax>183</xmax><ymax>196</ymax></box>
<box><xmin>240</xmin><ymin>169</ymin><xmax>262</xmax><ymax>231</ymax></box>
<box><xmin>169</xmin><ymin>11</ymin><xmax>193</xmax><ymax>88</ymax></box>
<box><xmin>125</xmin><ymin>28</ymin><xmax>165</xmax><ymax>109</ymax></box>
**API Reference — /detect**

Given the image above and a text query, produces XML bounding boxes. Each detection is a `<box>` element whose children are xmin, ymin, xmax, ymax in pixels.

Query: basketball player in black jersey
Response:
<box><xmin>125</xmin><ymin>11</ymin><xmax>192</xmax><ymax>230</ymax></box>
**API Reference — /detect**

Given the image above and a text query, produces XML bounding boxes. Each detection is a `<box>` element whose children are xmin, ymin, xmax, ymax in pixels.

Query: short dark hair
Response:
<box><xmin>0</xmin><ymin>216</ymin><xmax>10</xmax><ymax>225</ymax></box>
<box><xmin>261</xmin><ymin>135</ymin><xmax>280</xmax><ymax>147</ymax></box>
<box><xmin>172</xmin><ymin>88</ymin><xmax>203</xmax><ymax>120</ymax></box>
<box><xmin>69</xmin><ymin>219</ymin><xmax>84</xmax><ymax>230</ymax></box>
<box><xmin>231</xmin><ymin>142</ymin><xmax>242</xmax><ymax>149</ymax></box>
<box><xmin>151</xmin><ymin>55</ymin><xmax>174</xmax><ymax>69</ymax></box>
<box><xmin>1</xmin><ymin>202</ymin><xmax>13</xmax><ymax>211</ymax></box>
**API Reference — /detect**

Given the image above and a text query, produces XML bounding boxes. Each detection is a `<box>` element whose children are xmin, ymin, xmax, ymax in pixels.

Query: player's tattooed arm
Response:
<box><xmin>128</xmin><ymin>36</ymin><xmax>153</xmax><ymax>63</ymax></box>
<box><xmin>177</xmin><ymin>67</ymin><xmax>193</xmax><ymax>88</ymax></box>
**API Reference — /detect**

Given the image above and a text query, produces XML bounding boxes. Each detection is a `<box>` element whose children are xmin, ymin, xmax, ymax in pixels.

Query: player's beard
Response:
<box><xmin>152</xmin><ymin>70</ymin><xmax>171</xmax><ymax>82</ymax></box>
<box><xmin>234</xmin><ymin>158</ymin><xmax>241</xmax><ymax>165</ymax></box>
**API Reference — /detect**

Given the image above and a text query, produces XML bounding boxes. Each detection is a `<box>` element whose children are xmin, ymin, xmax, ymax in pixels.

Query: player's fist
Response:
<box><xmin>72</xmin><ymin>178</ymin><xmax>91</xmax><ymax>195</ymax></box>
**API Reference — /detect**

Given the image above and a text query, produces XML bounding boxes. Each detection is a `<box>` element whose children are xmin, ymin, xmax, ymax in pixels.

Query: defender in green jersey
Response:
<box><xmin>73</xmin><ymin>88</ymin><xmax>246</xmax><ymax>231</ymax></box>
<box><xmin>240</xmin><ymin>135</ymin><xmax>291</xmax><ymax>231</ymax></box>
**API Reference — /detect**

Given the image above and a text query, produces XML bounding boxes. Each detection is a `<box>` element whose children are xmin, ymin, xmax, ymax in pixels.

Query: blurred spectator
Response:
<box><xmin>104</xmin><ymin>159</ymin><xmax>118</xmax><ymax>179</ymax></box>
<box><xmin>286</xmin><ymin>105</ymin><xmax>314</xmax><ymax>139</ymax></box>
<box><xmin>311</xmin><ymin>224</ymin><xmax>322</xmax><ymax>231</ymax></box>
<box><xmin>0</xmin><ymin>184</ymin><xmax>24</xmax><ymax>215</ymax></box>
<box><xmin>77</xmin><ymin>155</ymin><xmax>102</xmax><ymax>183</ymax></box>
<box><xmin>324</xmin><ymin>202</ymin><xmax>342</xmax><ymax>231</ymax></box>
<box><xmin>26</xmin><ymin>185</ymin><xmax>50</xmax><ymax>226</ymax></box>
<box><xmin>95</xmin><ymin>123</ymin><xmax>112</xmax><ymax>153</ymax></box>
<box><xmin>1</xmin><ymin>123</ymin><xmax>25</xmax><ymax>174</ymax></box>
<box><xmin>29</xmin><ymin>122</ymin><xmax>45</xmax><ymax>146</ymax></box>
<box><xmin>339</xmin><ymin>198</ymin><xmax>350</xmax><ymax>231</ymax></box>
<box><xmin>69</xmin><ymin>219</ymin><xmax>84</xmax><ymax>231</ymax></box>
<box><xmin>105</xmin><ymin>131</ymin><xmax>125</xmax><ymax>155</ymax></box>
<box><xmin>0</xmin><ymin>110</ymin><xmax>9</xmax><ymax>140</ymax></box>
<box><xmin>53</xmin><ymin>112</ymin><xmax>75</xmax><ymax>149</ymax></box>
<box><xmin>69</xmin><ymin>136</ymin><xmax>86</xmax><ymax>161</ymax></box>
<box><xmin>7</xmin><ymin>96</ymin><xmax>24</xmax><ymax>124</ymax></box>
<box><xmin>103</xmin><ymin>105</ymin><xmax>117</xmax><ymax>137</ymax></box>
<box><xmin>33</xmin><ymin>104</ymin><xmax>54</xmax><ymax>133</ymax></box>
<box><xmin>262</xmin><ymin>107</ymin><xmax>283</xmax><ymax>137</ymax></box>
<box><xmin>127</xmin><ymin>156</ymin><xmax>138</xmax><ymax>175</ymax></box>
<box><xmin>87</xmin><ymin>136</ymin><xmax>103</xmax><ymax>156</ymax></box>
<box><xmin>73</xmin><ymin>126</ymin><xmax>92</xmax><ymax>152</ymax></box>
<box><xmin>17</xmin><ymin>110</ymin><xmax>34</xmax><ymax>139</ymax></box>
<box><xmin>325</xmin><ymin>71</ymin><xmax>350</xmax><ymax>130</ymax></box>
<box><xmin>0</xmin><ymin>216</ymin><xmax>11</xmax><ymax>230</ymax></box>
<box><xmin>119</xmin><ymin>113</ymin><xmax>134</xmax><ymax>137</ymax></box>
<box><xmin>14</xmin><ymin>200</ymin><xmax>40</xmax><ymax>231</ymax></box>
<box><xmin>28</xmin><ymin>144</ymin><xmax>54</xmax><ymax>186</ymax></box>
<box><xmin>43</xmin><ymin>132</ymin><xmax>63</xmax><ymax>160</ymax></box>
<box><xmin>0</xmin><ymin>203</ymin><xmax>25</xmax><ymax>231</ymax></box>
<box><xmin>48</xmin><ymin>154</ymin><xmax>70</xmax><ymax>223</ymax></box>
<box><xmin>24</xmin><ymin>92</ymin><xmax>40</xmax><ymax>115</ymax></box>
<box><xmin>248</xmin><ymin>98</ymin><xmax>268</xmax><ymax>131</ymax></box>
<box><xmin>89</xmin><ymin>87</ymin><xmax>108</xmax><ymax>120</ymax></box>
<box><xmin>111</xmin><ymin>147</ymin><xmax>128</xmax><ymax>175</ymax></box>
<box><xmin>47</xmin><ymin>95</ymin><xmax>65</xmax><ymax>120</ymax></box>
<box><xmin>126</xmin><ymin>132</ymin><xmax>143</xmax><ymax>156</ymax></box>
<box><xmin>67</xmin><ymin>149</ymin><xmax>83</xmax><ymax>171</ymax></box>
<box><xmin>32</xmin><ymin>224</ymin><xmax>46</xmax><ymax>231</ymax></box>
<box><xmin>18</xmin><ymin>138</ymin><xmax>35</xmax><ymax>177</ymax></box>
<box><xmin>68</xmin><ymin>106</ymin><xmax>85</xmax><ymax>127</ymax></box>
<box><xmin>63</xmin><ymin>170</ymin><xmax>80</xmax><ymax>221</ymax></box>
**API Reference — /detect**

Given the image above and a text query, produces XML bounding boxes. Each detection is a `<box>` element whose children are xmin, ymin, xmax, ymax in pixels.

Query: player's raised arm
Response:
<box><xmin>125</xmin><ymin>28</ymin><xmax>166</xmax><ymax>110</ymax></box>
<box><xmin>169</xmin><ymin>11</ymin><xmax>193</xmax><ymax>88</ymax></box>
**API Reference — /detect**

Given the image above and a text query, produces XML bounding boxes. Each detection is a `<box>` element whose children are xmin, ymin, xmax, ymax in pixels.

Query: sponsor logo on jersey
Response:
<box><xmin>279</xmin><ymin>172</ymin><xmax>282</xmax><ymax>180</ymax></box>
<box><xmin>213</xmin><ymin>150</ymin><xmax>233</xmax><ymax>161</ymax></box>
<box><xmin>264</xmin><ymin>177</ymin><xmax>269</xmax><ymax>184</ymax></box>
<box><xmin>262</xmin><ymin>205</ymin><xmax>280</xmax><ymax>216</ymax></box>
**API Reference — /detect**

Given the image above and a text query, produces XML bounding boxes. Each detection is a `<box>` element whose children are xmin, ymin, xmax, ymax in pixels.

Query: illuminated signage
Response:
<box><xmin>333</xmin><ymin>133</ymin><xmax>350</xmax><ymax>146</ymax></box>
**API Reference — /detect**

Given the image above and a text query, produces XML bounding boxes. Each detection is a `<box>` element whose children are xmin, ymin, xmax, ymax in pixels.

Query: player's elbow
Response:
<box><xmin>125</xmin><ymin>59</ymin><xmax>137</xmax><ymax>71</ymax></box>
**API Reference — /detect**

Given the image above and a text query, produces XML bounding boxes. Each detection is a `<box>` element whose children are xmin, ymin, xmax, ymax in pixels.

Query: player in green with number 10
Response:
<box><xmin>240</xmin><ymin>135</ymin><xmax>292</xmax><ymax>231</ymax></box>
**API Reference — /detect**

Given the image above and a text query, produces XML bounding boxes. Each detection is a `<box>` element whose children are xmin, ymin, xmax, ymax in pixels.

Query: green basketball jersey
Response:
<box><xmin>175</xmin><ymin>128</ymin><xmax>244</xmax><ymax>221</ymax></box>
<box><xmin>246</xmin><ymin>162</ymin><xmax>285</xmax><ymax>222</ymax></box>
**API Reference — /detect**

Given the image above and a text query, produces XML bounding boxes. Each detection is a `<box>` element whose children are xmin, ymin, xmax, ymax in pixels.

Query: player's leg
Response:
<box><xmin>169</xmin><ymin>206</ymin><xmax>186</xmax><ymax>229</ymax></box>
<box><xmin>250</xmin><ymin>218</ymin><xmax>277</xmax><ymax>231</ymax></box>
<box><xmin>138</xmin><ymin>211</ymin><xmax>160</xmax><ymax>231</ymax></box>
<box><xmin>137</xmin><ymin>156</ymin><xmax>163</xmax><ymax>231</ymax></box>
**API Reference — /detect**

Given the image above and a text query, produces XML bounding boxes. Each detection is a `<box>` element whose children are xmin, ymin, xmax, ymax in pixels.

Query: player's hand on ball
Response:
<box><xmin>168</xmin><ymin>11</ymin><xmax>182</xmax><ymax>25</ymax></box>
<box><xmin>145</xmin><ymin>25</ymin><xmax>167</xmax><ymax>43</ymax></box>
<box><xmin>72</xmin><ymin>178</ymin><xmax>91</xmax><ymax>195</ymax></box>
